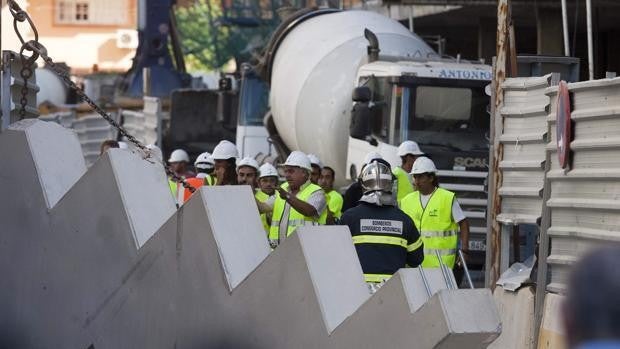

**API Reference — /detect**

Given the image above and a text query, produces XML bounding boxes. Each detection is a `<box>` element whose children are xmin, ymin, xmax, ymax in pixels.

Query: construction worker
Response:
<box><xmin>318</xmin><ymin>166</ymin><xmax>343</xmax><ymax>225</ymax></box>
<box><xmin>400</xmin><ymin>157</ymin><xmax>469</xmax><ymax>269</ymax></box>
<box><xmin>256</xmin><ymin>163</ymin><xmax>279</xmax><ymax>233</ymax></box>
<box><xmin>237</xmin><ymin>157</ymin><xmax>259</xmax><ymax>189</ymax></box>
<box><xmin>394</xmin><ymin>140</ymin><xmax>424</xmax><ymax>206</ymax></box>
<box><xmin>180</xmin><ymin>152</ymin><xmax>212</xmax><ymax>203</ymax></box>
<box><xmin>307</xmin><ymin>153</ymin><xmax>322</xmax><ymax>185</ymax></box>
<box><xmin>268</xmin><ymin>151</ymin><xmax>326</xmax><ymax>249</ymax></box>
<box><xmin>211</xmin><ymin>140</ymin><xmax>238</xmax><ymax>185</ymax></box>
<box><xmin>195</xmin><ymin>152</ymin><xmax>215</xmax><ymax>185</ymax></box>
<box><xmin>167</xmin><ymin>149</ymin><xmax>196</xmax><ymax>205</ymax></box>
<box><xmin>342</xmin><ymin>151</ymin><xmax>383</xmax><ymax>212</ymax></box>
<box><xmin>339</xmin><ymin>158</ymin><xmax>423</xmax><ymax>288</ymax></box>
<box><xmin>168</xmin><ymin>149</ymin><xmax>196</xmax><ymax>179</ymax></box>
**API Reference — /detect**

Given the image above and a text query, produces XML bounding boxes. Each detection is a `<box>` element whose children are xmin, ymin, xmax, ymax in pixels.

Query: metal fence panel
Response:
<box><xmin>544</xmin><ymin>77</ymin><xmax>620</xmax><ymax>293</ymax></box>
<box><xmin>496</xmin><ymin>74</ymin><xmax>551</xmax><ymax>225</ymax></box>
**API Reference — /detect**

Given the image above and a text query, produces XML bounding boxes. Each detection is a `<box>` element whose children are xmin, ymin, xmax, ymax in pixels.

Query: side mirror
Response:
<box><xmin>352</xmin><ymin>86</ymin><xmax>371</xmax><ymax>103</ymax></box>
<box><xmin>350</xmin><ymin>102</ymin><xmax>371</xmax><ymax>140</ymax></box>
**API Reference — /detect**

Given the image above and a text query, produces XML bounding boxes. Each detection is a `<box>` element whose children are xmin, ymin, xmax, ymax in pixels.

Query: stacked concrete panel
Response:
<box><xmin>497</xmin><ymin>74</ymin><xmax>552</xmax><ymax>225</ymax></box>
<box><xmin>544</xmin><ymin>77</ymin><xmax>620</xmax><ymax>293</ymax></box>
<box><xmin>0</xmin><ymin>120</ymin><xmax>501</xmax><ymax>348</ymax></box>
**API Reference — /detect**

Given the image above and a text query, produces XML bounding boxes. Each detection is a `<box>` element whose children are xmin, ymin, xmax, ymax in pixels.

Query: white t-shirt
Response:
<box><xmin>419</xmin><ymin>191</ymin><xmax>466</xmax><ymax>223</ymax></box>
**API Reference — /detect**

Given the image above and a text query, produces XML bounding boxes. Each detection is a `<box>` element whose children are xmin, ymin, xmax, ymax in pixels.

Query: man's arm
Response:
<box><xmin>277</xmin><ymin>187</ymin><xmax>324</xmax><ymax>218</ymax></box>
<box><xmin>459</xmin><ymin>219</ymin><xmax>470</xmax><ymax>253</ymax></box>
<box><xmin>451</xmin><ymin>199</ymin><xmax>470</xmax><ymax>253</ymax></box>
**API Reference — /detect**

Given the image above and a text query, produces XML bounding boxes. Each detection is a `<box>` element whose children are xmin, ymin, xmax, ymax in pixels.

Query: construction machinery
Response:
<box><xmin>236</xmin><ymin>8</ymin><xmax>492</xmax><ymax>264</ymax></box>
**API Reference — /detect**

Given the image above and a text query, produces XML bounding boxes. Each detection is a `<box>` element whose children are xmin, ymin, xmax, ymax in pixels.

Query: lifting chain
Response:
<box><xmin>6</xmin><ymin>0</ymin><xmax>196</xmax><ymax>193</ymax></box>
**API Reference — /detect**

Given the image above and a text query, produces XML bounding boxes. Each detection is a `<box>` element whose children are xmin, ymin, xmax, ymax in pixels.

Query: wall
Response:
<box><xmin>2</xmin><ymin>0</ymin><xmax>137</xmax><ymax>73</ymax></box>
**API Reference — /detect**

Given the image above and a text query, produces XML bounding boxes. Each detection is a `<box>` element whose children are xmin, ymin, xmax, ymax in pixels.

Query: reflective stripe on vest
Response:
<box><xmin>393</xmin><ymin>167</ymin><xmax>414</xmax><ymax>207</ymax></box>
<box><xmin>364</xmin><ymin>273</ymin><xmax>393</xmax><ymax>283</ymax></box>
<box><xmin>420</xmin><ymin>230</ymin><xmax>458</xmax><ymax>238</ymax></box>
<box><xmin>407</xmin><ymin>237</ymin><xmax>423</xmax><ymax>252</ymax></box>
<box><xmin>352</xmin><ymin>235</ymin><xmax>408</xmax><ymax>248</ymax></box>
<box><xmin>401</xmin><ymin>187</ymin><xmax>459</xmax><ymax>268</ymax></box>
<box><xmin>268</xmin><ymin>182</ymin><xmax>323</xmax><ymax>246</ymax></box>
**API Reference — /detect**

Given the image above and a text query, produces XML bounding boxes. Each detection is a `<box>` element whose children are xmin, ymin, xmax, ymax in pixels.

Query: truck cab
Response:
<box><xmin>347</xmin><ymin>59</ymin><xmax>492</xmax><ymax>261</ymax></box>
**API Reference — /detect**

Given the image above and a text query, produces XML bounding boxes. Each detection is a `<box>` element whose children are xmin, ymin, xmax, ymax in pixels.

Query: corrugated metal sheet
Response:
<box><xmin>544</xmin><ymin>77</ymin><xmax>620</xmax><ymax>293</ymax></box>
<box><xmin>497</xmin><ymin>74</ymin><xmax>551</xmax><ymax>225</ymax></box>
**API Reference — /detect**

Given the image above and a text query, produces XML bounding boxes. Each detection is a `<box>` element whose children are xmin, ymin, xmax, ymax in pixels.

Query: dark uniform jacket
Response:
<box><xmin>340</xmin><ymin>201</ymin><xmax>424</xmax><ymax>279</ymax></box>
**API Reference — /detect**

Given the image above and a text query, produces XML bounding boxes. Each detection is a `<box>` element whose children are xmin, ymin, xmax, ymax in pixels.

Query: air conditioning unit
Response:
<box><xmin>116</xmin><ymin>29</ymin><xmax>139</xmax><ymax>49</ymax></box>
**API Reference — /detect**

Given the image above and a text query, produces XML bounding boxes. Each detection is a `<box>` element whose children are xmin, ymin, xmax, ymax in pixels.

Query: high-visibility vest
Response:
<box><xmin>319</xmin><ymin>189</ymin><xmax>344</xmax><ymax>224</ymax></box>
<box><xmin>255</xmin><ymin>190</ymin><xmax>272</xmax><ymax>234</ymax></box>
<box><xmin>400</xmin><ymin>187</ymin><xmax>459</xmax><ymax>268</ymax></box>
<box><xmin>393</xmin><ymin>167</ymin><xmax>414</xmax><ymax>206</ymax></box>
<box><xmin>169</xmin><ymin>180</ymin><xmax>184</xmax><ymax>205</ymax></box>
<box><xmin>204</xmin><ymin>174</ymin><xmax>215</xmax><ymax>186</ymax></box>
<box><xmin>169</xmin><ymin>177</ymin><xmax>205</xmax><ymax>205</ymax></box>
<box><xmin>269</xmin><ymin>182</ymin><xmax>323</xmax><ymax>246</ymax></box>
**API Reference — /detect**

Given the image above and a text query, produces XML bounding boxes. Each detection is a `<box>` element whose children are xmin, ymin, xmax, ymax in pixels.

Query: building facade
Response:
<box><xmin>2</xmin><ymin>0</ymin><xmax>138</xmax><ymax>74</ymax></box>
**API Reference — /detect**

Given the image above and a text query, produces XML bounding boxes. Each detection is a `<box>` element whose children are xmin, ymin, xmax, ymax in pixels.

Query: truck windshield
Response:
<box><xmin>396</xmin><ymin>83</ymin><xmax>489</xmax><ymax>152</ymax></box>
<box><xmin>238</xmin><ymin>76</ymin><xmax>269</xmax><ymax>126</ymax></box>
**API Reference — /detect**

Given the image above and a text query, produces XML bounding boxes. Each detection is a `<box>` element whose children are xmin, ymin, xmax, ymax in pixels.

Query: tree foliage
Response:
<box><xmin>175</xmin><ymin>0</ymin><xmax>277</xmax><ymax>72</ymax></box>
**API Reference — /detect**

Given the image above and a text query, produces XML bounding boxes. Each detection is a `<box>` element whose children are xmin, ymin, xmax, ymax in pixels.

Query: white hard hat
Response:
<box><xmin>397</xmin><ymin>140</ymin><xmax>424</xmax><ymax>157</ymax></box>
<box><xmin>168</xmin><ymin>149</ymin><xmax>190</xmax><ymax>163</ymax></box>
<box><xmin>283</xmin><ymin>151</ymin><xmax>312</xmax><ymax>171</ymax></box>
<box><xmin>307</xmin><ymin>154</ymin><xmax>323</xmax><ymax>168</ymax></box>
<box><xmin>363</xmin><ymin>151</ymin><xmax>383</xmax><ymax>165</ymax></box>
<box><xmin>411</xmin><ymin>156</ymin><xmax>437</xmax><ymax>174</ymax></box>
<box><xmin>237</xmin><ymin>157</ymin><xmax>259</xmax><ymax>172</ymax></box>
<box><xmin>195</xmin><ymin>152</ymin><xmax>214</xmax><ymax>169</ymax></box>
<box><xmin>118</xmin><ymin>141</ymin><xmax>129</xmax><ymax>150</ymax></box>
<box><xmin>259</xmin><ymin>163</ymin><xmax>278</xmax><ymax>178</ymax></box>
<box><xmin>145</xmin><ymin>144</ymin><xmax>163</xmax><ymax>162</ymax></box>
<box><xmin>212</xmin><ymin>140</ymin><xmax>238</xmax><ymax>160</ymax></box>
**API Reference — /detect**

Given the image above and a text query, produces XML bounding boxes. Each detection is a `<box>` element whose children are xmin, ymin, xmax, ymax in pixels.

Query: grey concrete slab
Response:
<box><xmin>332</xmin><ymin>271</ymin><xmax>501</xmax><ymax>349</ymax></box>
<box><xmin>198</xmin><ymin>185</ymin><xmax>270</xmax><ymax>290</ymax></box>
<box><xmin>0</xmin><ymin>120</ymin><xmax>501</xmax><ymax>348</ymax></box>
<box><xmin>8</xmin><ymin>119</ymin><xmax>86</xmax><ymax>208</ymax></box>
<box><xmin>296</xmin><ymin>226</ymin><xmax>370</xmax><ymax>333</ymax></box>
<box><xmin>107</xmin><ymin>148</ymin><xmax>177</xmax><ymax>248</ymax></box>
<box><xmin>400</xmin><ymin>267</ymin><xmax>457</xmax><ymax>312</ymax></box>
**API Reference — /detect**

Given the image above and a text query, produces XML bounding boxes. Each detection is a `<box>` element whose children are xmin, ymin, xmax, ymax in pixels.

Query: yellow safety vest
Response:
<box><xmin>319</xmin><ymin>189</ymin><xmax>344</xmax><ymax>224</ymax></box>
<box><xmin>204</xmin><ymin>174</ymin><xmax>215</xmax><ymax>186</ymax></box>
<box><xmin>393</xmin><ymin>167</ymin><xmax>414</xmax><ymax>206</ymax></box>
<box><xmin>255</xmin><ymin>190</ymin><xmax>272</xmax><ymax>234</ymax></box>
<box><xmin>269</xmin><ymin>182</ymin><xmax>323</xmax><ymax>246</ymax></box>
<box><xmin>168</xmin><ymin>179</ymin><xmax>183</xmax><ymax>205</ymax></box>
<box><xmin>401</xmin><ymin>187</ymin><xmax>459</xmax><ymax>268</ymax></box>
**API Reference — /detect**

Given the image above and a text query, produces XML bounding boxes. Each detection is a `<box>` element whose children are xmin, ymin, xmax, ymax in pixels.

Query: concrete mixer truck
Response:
<box><xmin>235</xmin><ymin>8</ymin><xmax>492</xmax><ymax>265</ymax></box>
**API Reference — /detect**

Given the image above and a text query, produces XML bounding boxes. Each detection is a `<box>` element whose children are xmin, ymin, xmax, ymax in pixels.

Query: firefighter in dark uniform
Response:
<box><xmin>340</xmin><ymin>159</ymin><xmax>424</xmax><ymax>291</ymax></box>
